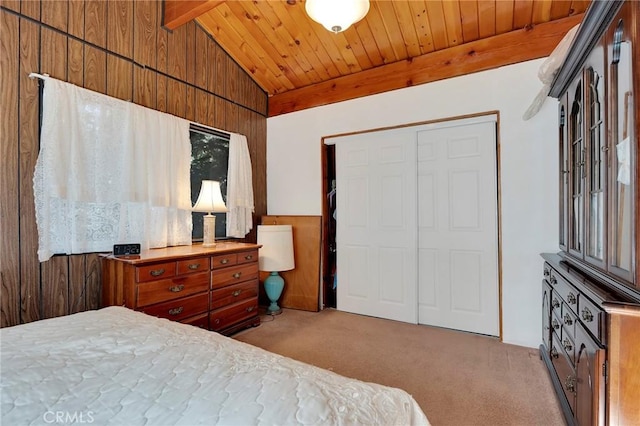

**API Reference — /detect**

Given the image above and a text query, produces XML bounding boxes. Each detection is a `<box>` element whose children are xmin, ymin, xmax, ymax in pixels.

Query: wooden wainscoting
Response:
<box><xmin>260</xmin><ymin>216</ymin><xmax>322</xmax><ymax>312</ymax></box>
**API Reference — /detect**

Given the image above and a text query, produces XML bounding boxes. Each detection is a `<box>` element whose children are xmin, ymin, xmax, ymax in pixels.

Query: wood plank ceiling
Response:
<box><xmin>165</xmin><ymin>0</ymin><xmax>590</xmax><ymax>116</ymax></box>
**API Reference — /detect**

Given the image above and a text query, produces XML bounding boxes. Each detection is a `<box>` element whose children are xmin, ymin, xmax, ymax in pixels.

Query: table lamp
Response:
<box><xmin>257</xmin><ymin>225</ymin><xmax>295</xmax><ymax>315</ymax></box>
<box><xmin>192</xmin><ymin>180</ymin><xmax>227</xmax><ymax>247</ymax></box>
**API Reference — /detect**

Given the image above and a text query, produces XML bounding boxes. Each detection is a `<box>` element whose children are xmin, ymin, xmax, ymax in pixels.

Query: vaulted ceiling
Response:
<box><xmin>164</xmin><ymin>1</ymin><xmax>590</xmax><ymax>116</ymax></box>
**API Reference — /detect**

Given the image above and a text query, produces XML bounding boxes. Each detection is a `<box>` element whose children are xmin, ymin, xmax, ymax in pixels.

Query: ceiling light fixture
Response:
<box><xmin>305</xmin><ymin>0</ymin><xmax>370</xmax><ymax>34</ymax></box>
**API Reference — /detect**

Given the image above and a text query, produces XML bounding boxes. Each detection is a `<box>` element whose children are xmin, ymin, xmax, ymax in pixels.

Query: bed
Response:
<box><xmin>1</xmin><ymin>306</ymin><xmax>429</xmax><ymax>425</ymax></box>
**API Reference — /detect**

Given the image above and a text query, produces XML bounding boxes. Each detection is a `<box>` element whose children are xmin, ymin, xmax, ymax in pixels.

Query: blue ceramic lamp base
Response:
<box><xmin>264</xmin><ymin>271</ymin><xmax>284</xmax><ymax>315</ymax></box>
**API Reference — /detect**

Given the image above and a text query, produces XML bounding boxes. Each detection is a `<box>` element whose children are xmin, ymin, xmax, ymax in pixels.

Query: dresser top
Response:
<box><xmin>102</xmin><ymin>242</ymin><xmax>261</xmax><ymax>264</ymax></box>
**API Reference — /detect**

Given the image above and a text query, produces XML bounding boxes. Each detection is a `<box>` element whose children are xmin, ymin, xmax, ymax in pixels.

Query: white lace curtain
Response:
<box><xmin>34</xmin><ymin>77</ymin><xmax>193</xmax><ymax>262</ymax></box>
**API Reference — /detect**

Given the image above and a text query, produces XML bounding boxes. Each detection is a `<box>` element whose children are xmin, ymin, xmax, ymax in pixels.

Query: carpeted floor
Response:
<box><xmin>234</xmin><ymin>308</ymin><xmax>565</xmax><ymax>426</ymax></box>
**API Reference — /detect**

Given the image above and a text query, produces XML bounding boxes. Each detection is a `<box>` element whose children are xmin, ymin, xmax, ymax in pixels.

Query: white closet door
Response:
<box><xmin>417</xmin><ymin>120</ymin><xmax>499</xmax><ymax>336</ymax></box>
<box><xmin>334</xmin><ymin>129</ymin><xmax>418</xmax><ymax>323</ymax></box>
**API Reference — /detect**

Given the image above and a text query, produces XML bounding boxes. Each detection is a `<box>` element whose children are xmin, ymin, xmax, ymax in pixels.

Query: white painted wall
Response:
<box><xmin>267</xmin><ymin>59</ymin><xmax>559</xmax><ymax>348</ymax></box>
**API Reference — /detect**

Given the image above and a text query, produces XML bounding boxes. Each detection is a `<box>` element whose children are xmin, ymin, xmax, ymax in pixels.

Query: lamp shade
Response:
<box><xmin>257</xmin><ymin>225</ymin><xmax>295</xmax><ymax>272</ymax></box>
<box><xmin>192</xmin><ymin>180</ymin><xmax>227</xmax><ymax>213</ymax></box>
<box><xmin>305</xmin><ymin>0</ymin><xmax>370</xmax><ymax>33</ymax></box>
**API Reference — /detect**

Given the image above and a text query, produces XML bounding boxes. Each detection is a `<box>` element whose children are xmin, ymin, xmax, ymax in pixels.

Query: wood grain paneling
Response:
<box><xmin>133</xmin><ymin>66</ymin><xmax>156</xmax><ymax>109</ymax></box>
<box><xmin>20</xmin><ymin>0</ymin><xmax>40</xmax><ymax>19</ymax></box>
<box><xmin>41</xmin><ymin>257</ymin><xmax>69</xmax><ymax>319</ymax></box>
<box><xmin>194</xmin><ymin>26</ymin><xmax>208</xmax><ymax>88</ymax></box>
<box><xmin>0</xmin><ymin>0</ymin><xmax>267</xmax><ymax>327</ymax></box>
<box><xmin>84</xmin><ymin>45</ymin><xmax>106</xmax><ymax>93</ymax></box>
<box><xmin>133</xmin><ymin>0</ymin><xmax>156</xmax><ymax>67</ymax></box>
<box><xmin>106</xmin><ymin>54</ymin><xmax>132</xmax><ymax>101</ymax></box>
<box><xmin>156</xmin><ymin>8</ymin><xmax>168</xmax><ymax>73</ymax></box>
<box><xmin>41</xmin><ymin>0</ymin><xmax>68</xmax><ymax>32</ymax></box>
<box><xmin>185</xmin><ymin>23</ymin><xmax>196</xmax><ymax>85</ymax></box>
<box><xmin>0</xmin><ymin>10</ymin><xmax>20</xmax><ymax>328</ymax></box>
<box><xmin>260</xmin><ymin>216</ymin><xmax>322</xmax><ymax>312</ymax></box>
<box><xmin>68</xmin><ymin>38</ymin><xmax>84</xmax><ymax>86</ymax></box>
<box><xmin>185</xmin><ymin>85</ymin><xmax>195</xmax><ymax>122</ymax></box>
<box><xmin>156</xmin><ymin>73</ymin><xmax>167</xmax><ymax>112</ymax></box>
<box><xmin>68</xmin><ymin>0</ymin><xmax>85</xmax><ymax>39</ymax></box>
<box><xmin>69</xmin><ymin>255</ymin><xmax>86</xmax><ymax>314</ymax></box>
<box><xmin>168</xmin><ymin>24</ymin><xmax>187</xmax><ymax>81</ymax></box>
<box><xmin>0</xmin><ymin>0</ymin><xmax>20</xmax><ymax>12</ymax></box>
<box><xmin>195</xmin><ymin>88</ymin><xmax>208</xmax><ymax>125</ymax></box>
<box><xmin>167</xmin><ymin>79</ymin><xmax>186</xmax><ymax>118</ymax></box>
<box><xmin>107</xmin><ymin>0</ymin><xmax>133</xmax><ymax>58</ymax></box>
<box><xmin>41</xmin><ymin>28</ymin><xmax>67</xmax><ymax>80</ymax></box>
<box><xmin>19</xmin><ymin>18</ymin><xmax>41</xmax><ymax>325</ymax></box>
<box><xmin>85</xmin><ymin>0</ymin><xmax>107</xmax><ymax>48</ymax></box>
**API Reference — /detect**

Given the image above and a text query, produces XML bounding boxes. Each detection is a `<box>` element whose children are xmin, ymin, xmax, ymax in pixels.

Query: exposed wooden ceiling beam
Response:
<box><xmin>163</xmin><ymin>0</ymin><xmax>224</xmax><ymax>31</ymax></box>
<box><xmin>268</xmin><ymin>13</ymin><xmax>583</xmax><ymax>117</ymax></box>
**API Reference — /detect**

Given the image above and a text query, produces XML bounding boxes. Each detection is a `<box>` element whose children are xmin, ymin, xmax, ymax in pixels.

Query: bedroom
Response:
<box><xmin>1</xmin><ymin>1</ymin><xmax>639</xmax><ymax>425</ymax></box>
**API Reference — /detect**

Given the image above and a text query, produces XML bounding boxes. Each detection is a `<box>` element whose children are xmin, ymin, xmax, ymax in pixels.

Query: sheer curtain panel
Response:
<box><xmin>226</xmin><ymin>133</ymin><xmax>255</xmax><ymax>238</ymax></box>
<box><xmin>33</xmin><ymin>77</ymin><xmax>192</xmax><ymax>262</ymax></box>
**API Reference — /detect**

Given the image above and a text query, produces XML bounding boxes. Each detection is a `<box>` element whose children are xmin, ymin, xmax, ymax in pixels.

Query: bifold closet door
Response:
<box><xmin>334</xmin><ymin>128</ymin><xmax>418</xmax><ymax>324</ymax></box>
<box><xmin>417</xmin><ymin>120</ymin><xmax>499</xmax><ymax>336</ymax></box>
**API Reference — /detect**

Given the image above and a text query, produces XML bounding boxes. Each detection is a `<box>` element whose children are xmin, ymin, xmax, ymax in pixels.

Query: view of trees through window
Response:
<box><xmin>190</xmin><ymin>126</ymin><xmax>230</xmax><ymax>240</ymax></box>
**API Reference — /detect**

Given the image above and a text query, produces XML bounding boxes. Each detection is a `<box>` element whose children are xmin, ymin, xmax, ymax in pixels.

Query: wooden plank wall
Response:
<box><xmin>0</xmin><ymin>0</ymin><xmax>268</xmax><ymax>328</ymax></box>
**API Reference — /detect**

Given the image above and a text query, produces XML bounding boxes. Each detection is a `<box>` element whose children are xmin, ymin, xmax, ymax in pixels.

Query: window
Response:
<box><xmin>190</xmin><ymin>124</ymin><xmax>230</xmax><ymax>241</ymax></box>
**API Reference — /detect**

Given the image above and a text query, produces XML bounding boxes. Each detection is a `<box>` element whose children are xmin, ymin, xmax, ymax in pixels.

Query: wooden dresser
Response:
<box><xmin>541</xmin><ymin>1</ymin><xmax>640</xmax><ymax>425</ymax></box>
<box><xmin>102</xmin><ymin>242</ymin><xmax>261</xmax><ymax>336</ymax></box>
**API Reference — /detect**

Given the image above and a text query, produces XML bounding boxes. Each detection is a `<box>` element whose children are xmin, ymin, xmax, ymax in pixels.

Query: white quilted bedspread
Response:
<box><xmin>1</xmin><ymin>307</ymin><xmax>429</xmax><ymax>426</ymax></box>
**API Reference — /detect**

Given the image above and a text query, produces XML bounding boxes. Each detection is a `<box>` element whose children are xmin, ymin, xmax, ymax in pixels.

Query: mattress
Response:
<box><xmin>1</xmin><ymin>306</ymin><xmax>429</xmax><ymax>425</ymax></box>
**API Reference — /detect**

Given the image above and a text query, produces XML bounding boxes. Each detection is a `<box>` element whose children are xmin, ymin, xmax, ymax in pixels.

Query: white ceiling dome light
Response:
<box><xmin>305</xmin><ymin>0</ymin><xmax>370</xmax><ymax>34</ymax></box>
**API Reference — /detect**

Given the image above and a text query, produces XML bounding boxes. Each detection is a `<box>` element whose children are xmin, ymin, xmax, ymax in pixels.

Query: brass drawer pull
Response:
<box><xmin>552</xmin><ymin>319</ymin><xmax>559</xmax><ymax>330</ymax></box>
<box><xmin>544</xmin><ymin>269</ymin><xmax>550</xmax><ymax>277</ymax></box>
<box><xmin>169</xmin><ymin>285</ymin><xmax>185</xmax><ymax>293</ymax></box>
<box><xmin>246</xmin><ymin>306</ymin><xmax>255</xmax><ymax>312</ymax></box>
<box><xmin>168</xmin><ymin>307</ymin><xmax>183</xmax><ymax>316</ymax></box>
<box><xmin>220</xmin><ymin>258</ymin><xmax>229</xmax><ymax>265</ymax></box>
<box><xmin>244</xmin><ymin>254</ymin><xmax>253</xmax><ymax>260</ymax></box>
<box><xmin>213</xmin><ymin>318</ymin><xmax>220</xmax><ymax>325</ymax></box>
<box><xmin>563</xmin><ymin>313</ymin><xmax>573</xmax><ymax>326</ymax></box>
<box><xmin>567</xmin><ymin>292</ymin><xmax>577</xmax><ymax>305</ymax></box>
<box><xmin>565</xmin><ymin>375</ymin><xmax>576</xmax><ymax>393</ymax></box>
<box><xmin>552</xmin><ymin>298</ymin><xmax>560</xmax><ymax>308</ymax></box>
<box><xmin>233</xmin><ymin>272</ymin><xmax>242</xmax><ymax>279</ymax></box>
<box><xmin>150</xmin><ymin>268</ymin><xmax>165</xmax><ymax>277</ymax></box>
<box><xmin>551</xmin><ymin>347</ymin><xmax>559</xmax><ymax>359</ymax></box>
<box><xmin>562</xmin><ymin>338</ymin><xmax>572</xmax><ymax>352</ymax></box>
<box><xmin>550</xmin><ymin>276</ymin><xmax>557</xmax><ymax>285</ymax></box>
<box><xmin>188</xmin><ymin>263</ymin><xmax>200</xmax><ymax>270</ymax></box>
<box><xmin>232</xmin><ymin>290</ymin><xmax>242</xmax><ymax>297</ymax></box>
<box><xmin>582</xmin><ymin>308</ymin><xmax>594</xmax><ymax>322</ymax></box>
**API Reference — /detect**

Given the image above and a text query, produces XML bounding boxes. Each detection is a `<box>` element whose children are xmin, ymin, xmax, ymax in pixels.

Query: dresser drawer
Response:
<box><xmin>551</xmin><ymin>271</ymin><xmax>579</xmax><ymax>311</ymax></box>
<box><xmin>211</xmin><ymin>263</ymin><xmax>259</xmax><ymax>289</ymax></box>
<box><xmin>551</xmin><ymin>331</ymin><xmax>576</xmax><ymax>415</ymax></box>
<box><xmin>210</xmin><ymin>298</ymin><xmax>258</xmax><ymax>331</ymax></box>
<box><xmin>141</xmin><ymin>292</ymin><xmax>209</xmax><ymax>322</ymax></box>
<box><xmin>181</xmin><ymin>312</ymin><xmax>209</xmax><ymax>329</ymax></box>
<box><xmin>137</xmin><ymin>261</ymin><xmax>176</xmax><ymax>283</ymax></box>
<box><xmin>561</xmin><ymin>302</ymin><xmax>577</xmax><ymax>340</ymax></box>
<box><xmin>177</xmin><ymin>257</ymin><xmax>209</xmax><ymax>275</ymax></box>
<box><xmin>578</xmin><ymin>294</ymin><xmax>604</xmax><ymax>342</ymax></box>
<box><xmin>136</xmin><ymin>271</ymin><xmax>210</xmax><ymax>307</ymax></box>
<box><xmin>237</xmin><ymin>250</ymin><xmax>258</xmax><ymax>265</ymax></box>
<box><xmin>212</xmin><ymin>253</ymin><xmax>238</xmax><ymax>269</ymax></box>
<box><xmin>211</xmin><ymin>280</ymin><xmax>258</xmax><ymax>310</ymax></box>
